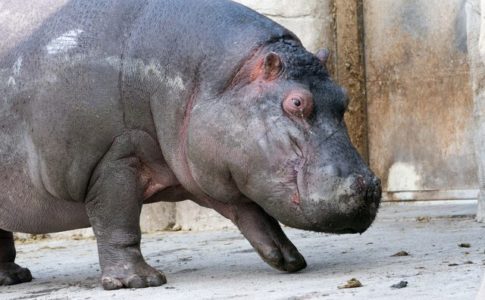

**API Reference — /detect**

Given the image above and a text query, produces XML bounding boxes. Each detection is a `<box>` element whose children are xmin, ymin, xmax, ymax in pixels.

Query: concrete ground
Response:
<box><xmin>2</xmin><ymin>202</ymin><xmax>485</xmax><ymax>300</ymax></box>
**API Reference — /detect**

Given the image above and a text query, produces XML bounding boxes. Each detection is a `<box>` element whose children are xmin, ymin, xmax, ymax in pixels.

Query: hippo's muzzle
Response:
<box><xmin>297</xmin><ymin>172</ymin><xmax>381</xmax><ymax>234</ymax></box>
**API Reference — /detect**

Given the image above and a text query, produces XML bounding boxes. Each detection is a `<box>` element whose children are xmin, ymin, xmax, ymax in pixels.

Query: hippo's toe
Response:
<box><xmin>256</xmin><ymin>243</ymin><xmax>307</xmax><ymax>273</ymax></box>
<box><xmin>101</xmin><ymin>262</ymin><xmax>166</xmax><ymax>290</ymax></box>
<box><xmin>282</xmin><ymin>247</ymin><xmax>307</xmax><ymax>272</ymax></box>
<box><xmin>0</xmin><ymin>262</ymin><xmax>33</xmax><ymax>285</ymax></box>
<box><xmin>101</xmin><ymin>277</ymin><xmax>124</xmax><ymax>290</ymax></box>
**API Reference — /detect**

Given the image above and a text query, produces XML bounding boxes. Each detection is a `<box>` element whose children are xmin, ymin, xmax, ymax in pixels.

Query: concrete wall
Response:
<box><xmin>466</xmin><ymin>0</ymin><xmax>485</xmax><ymax>222</ymax></box>
<box><xmin>234</xmin><ymin>0</ymin><xmax>334</xmax><ymax>53</ymax></box>
<box><xmin>364</xmin><ymin>0</ymin><xmax>478</xmax><ymax>201</ymax></box>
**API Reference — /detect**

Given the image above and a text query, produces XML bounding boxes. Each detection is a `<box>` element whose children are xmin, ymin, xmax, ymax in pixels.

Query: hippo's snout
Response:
<box><xmin>338</xmin><ymin>174</ymin><xmax>382</xmax><ymax>233</ymax></box>
<box><xmin>296</xmin><ymin>171</ymin><xmax>381</xmax><ymax>234</ymax></box>
<box><xmin>350</xmin><ymin>174</ymin><xmax>382</xmax><ymax>214</ymax></box>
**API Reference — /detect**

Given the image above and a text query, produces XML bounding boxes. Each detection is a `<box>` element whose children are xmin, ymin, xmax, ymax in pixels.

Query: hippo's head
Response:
<box><xmin>187</xmin><ymin>40</ymin><xmax>381</xmax><ymax>234</ymax></box>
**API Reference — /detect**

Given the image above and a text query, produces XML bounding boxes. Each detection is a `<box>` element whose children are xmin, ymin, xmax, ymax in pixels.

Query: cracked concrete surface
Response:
<box><xmin>1</xmin><ymin>203</ymin><xmax>485</xmax><ymax>300</ymax></box>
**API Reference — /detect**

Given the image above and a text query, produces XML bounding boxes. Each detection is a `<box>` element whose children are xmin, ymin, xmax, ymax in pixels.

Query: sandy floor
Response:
<box><xmin>1</xmin><ymin>203</ymin><xmax>485</xmax><ymax>300</ymax></box>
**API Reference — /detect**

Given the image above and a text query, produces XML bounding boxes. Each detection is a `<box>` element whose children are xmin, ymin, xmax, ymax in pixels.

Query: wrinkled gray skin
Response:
<box><xmin>0</xmin><ymin>0</ymin><xmax>381</xmax><ymax>290</ymax></box>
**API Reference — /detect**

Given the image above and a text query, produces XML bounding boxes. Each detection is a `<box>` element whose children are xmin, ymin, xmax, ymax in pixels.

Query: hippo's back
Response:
<box><xmin>124</xmin><ymin>0</ymin><xmax>298</xmax><ymax>91</ymax></box>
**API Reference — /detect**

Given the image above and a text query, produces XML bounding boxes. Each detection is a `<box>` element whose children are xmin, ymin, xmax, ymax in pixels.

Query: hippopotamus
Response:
<box><xmin>0</xmin><ymin>0</ymin><xmax>381</xmax><ymax>290</ymax></box>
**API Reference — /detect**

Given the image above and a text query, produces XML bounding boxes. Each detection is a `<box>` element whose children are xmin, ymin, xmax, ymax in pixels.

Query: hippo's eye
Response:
<box><xmin>283</xmin><ymin>92</ymin><xmax>313</xmax><ymax>119</ymax></box>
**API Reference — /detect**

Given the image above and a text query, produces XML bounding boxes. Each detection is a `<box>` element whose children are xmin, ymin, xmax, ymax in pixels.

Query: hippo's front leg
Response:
<box><xmin>207</xmin><ymin>200</ymin><xmax>307</xmax><ymax>272</ymax></box>
<box><xmin>232</xmin><ymin>203</ymin><xmax>307</xmax><ymax>272</ymax></box>
<box><xmin>85</xmin><ymin>133</ymin><xmax>166</xmax><ymax>290</ymax></box>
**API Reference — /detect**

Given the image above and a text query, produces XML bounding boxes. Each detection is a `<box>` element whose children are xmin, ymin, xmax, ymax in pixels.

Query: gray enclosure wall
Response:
<box><xmin>467</xmin><ymin>0</ymin><xmax>485</xmax><ymax>222</ymax></box>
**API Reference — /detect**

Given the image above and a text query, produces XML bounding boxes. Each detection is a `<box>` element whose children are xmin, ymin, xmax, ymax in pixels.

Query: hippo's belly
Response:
<box><xmin>0</xmin><ymin>117</ymin><xmax>90</xmax><ymax>234</ymax></box>
<box><xmin>0</xmin><ymin>189</ymin><xmax>90</xmax><ymax>234</ymax></box>
<box><xmin>0</xmin><ymin>178</ymin><xmax>90</xmax><ymax>234</ymax></box>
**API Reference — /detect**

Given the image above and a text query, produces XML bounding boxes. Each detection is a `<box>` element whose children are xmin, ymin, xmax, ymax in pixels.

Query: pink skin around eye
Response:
<box><xmin>282</xmin><ymin>90</ymin><xmax>314</xmax><ymax>118</ymax></box>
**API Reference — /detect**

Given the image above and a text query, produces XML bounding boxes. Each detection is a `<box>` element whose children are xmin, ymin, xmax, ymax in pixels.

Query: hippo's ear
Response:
<box><xmin>263</xmin><ymin>52</ymin><xmax>283</xmax><ymax>80</ymax></box>
<box><xmin>315</xmin><ymin>48</ymin><xmax>330</xmax><ymax>67</ymax></box>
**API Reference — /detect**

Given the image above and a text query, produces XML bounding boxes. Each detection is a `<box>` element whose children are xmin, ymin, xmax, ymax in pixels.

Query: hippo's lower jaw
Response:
<box><xmin>316</xmin><ymin>198</ymin><xmax>379</xmax><ymax>234</ymax></box>
<box><xmin>318</xmin><ymin>208</ymin><xmax>379</xmax><ymax>235</ymax></box>
<box><xmin>280</xmin><ymin>206</ymin><xmax>378</xmax><ymax>235</ymax></box>
<box><xmin>334</xmin><ymin>228</ymin><xmax>361</xmax><ymax>234</ymax></box>
<box><xmin>314</xmin><ymin>195</ymin><xmax>381</xmax><ymax>235</ymax></box>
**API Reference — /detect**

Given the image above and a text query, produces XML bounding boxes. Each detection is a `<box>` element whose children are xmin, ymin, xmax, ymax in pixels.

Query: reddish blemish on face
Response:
<box><xmin>248</xmin><ymin>52</ymin><xmax>283</xmax><ymax>82</ymax></box>
<box><xmin>291</xmin><ymin>192</ymin><xmax>301</xmax><ymax>205</ymax></box>
<box><xmin>283</xmin><ymin>90</ymin><xmax>314</xmax><ymax>119</ymax></box>
<box><xmin>224</xmin><ymin>50</ymin><xmax>284</xmax><ymax>91</ymax></box>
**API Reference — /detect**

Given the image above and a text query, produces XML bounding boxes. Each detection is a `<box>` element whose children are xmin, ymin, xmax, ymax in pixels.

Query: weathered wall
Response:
<box><xmin>466</xmin><ymin>0</ymin><xmax>485</xmax><ymax>222</ymax></box>
<box><xmin>364</xmin><ymin>0</ymin><xmax>478</xmax><ymax>201</ymax></box>
<box><xmin>334</xmin><ymin>0</ymin><xmax>369</xmax><ymax>161</ymax></box>
<box><xmin>233</xmin><ymin>0</ymin><xmax>335</xmax><ymax>53</ymax></box>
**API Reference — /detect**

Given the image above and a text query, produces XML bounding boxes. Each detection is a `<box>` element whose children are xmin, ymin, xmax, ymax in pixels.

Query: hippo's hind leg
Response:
<box><xmin>85</xmin><ymin>133</ymin><xmax>166</xmax><ymax>290</ymax></box>
<box><xmin>0</xmin><ymin>229</ymin><xmax>32</xmax><ymax>285</ymax></box>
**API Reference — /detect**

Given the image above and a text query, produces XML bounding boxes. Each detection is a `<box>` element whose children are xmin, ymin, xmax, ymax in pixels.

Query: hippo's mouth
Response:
<box><xmin>272</xmin><ymin>153</ymin><xmax>380</xmax><ymax>234</ymax></box>
<box><xmin>293</xmin><ymin>158</ymin><xmax>306</xmax><ymax>206</ymax></box>
<box><xmin>287</xmin><ymin>136</ymin><xmax>307</xmax><ymax>205</ymax></box>
<box><xmin>280</xmin><ymin>155</ymin><xmax>320</xmax><ymax>227</ymax></box>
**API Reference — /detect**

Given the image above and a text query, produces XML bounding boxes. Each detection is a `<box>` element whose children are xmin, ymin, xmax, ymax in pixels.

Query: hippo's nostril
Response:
<box><xmin>351</xmin><ymin>175</ymin><xmax>366</xmax><ymax>193</ymax></box>
<box><xmin>367</xmin><ymin>176</ymin><xmax>382</xmax><ymax>207</ymax></box>
<box><xmin>372</xmin><ymin>177</ymin><xmax>381</xmax><ymax>189</ymax></box>
<box><xmin>357</xmin><ymin>175</ymin><xmax>366</xmax><ymax>188</ymax></box>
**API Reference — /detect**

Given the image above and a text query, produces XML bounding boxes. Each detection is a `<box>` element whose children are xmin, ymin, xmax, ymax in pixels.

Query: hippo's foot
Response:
<box><xmin>0</xmin><ymin>263</ymin><xmax>32</xmax><ymax>285</ymax></box>
<box><xmin>101</xmin><ymin>262</ymin><xmax>166</xmax><ymax>290</ymax></box>
<box><xmin>255</xmin><ymin>241</ymin><xmax>306</xmax><ymax>273</ymax></box>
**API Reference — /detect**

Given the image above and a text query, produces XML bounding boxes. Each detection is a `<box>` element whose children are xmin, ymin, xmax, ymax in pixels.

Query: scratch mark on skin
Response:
<box><xmin>7</xmin><ymin>57</ymin><xmax>23</xmax><ymax>87</ymax></box>
<box><xmin>167</xmin><ymin>76</ymin><xmax>185</xmax><ymax>90</ymax></box>
<box><xmin>46</xmin><ymin>29</ymin><xmax>83</xmax><ymax>55</ymax></box>
<box><xmin>7</xmin><ymin>77</ymin><xmax>15</xmax><ymax>87</ymax></box>
<box><xmin>104</xmin><ymin>56</ymin><xmax>186</xmax><ymax>92</ymax></box>
<box><xmin>12</xmin><ymin>57</ymin><xmax>22</xmax><ymax>76</ymax></box>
